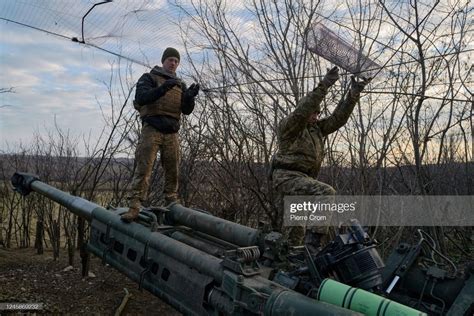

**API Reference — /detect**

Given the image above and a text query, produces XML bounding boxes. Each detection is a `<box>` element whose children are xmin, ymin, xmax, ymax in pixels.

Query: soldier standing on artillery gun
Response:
<box><xmin>271</xmin><ymin>66</ymin><xmax>370</xmax><ymax>245</ymax></box>
<box><xmin>121</xmin><ymin>47</ymin><xmax>200</xmax><ymax>222</ymax></box>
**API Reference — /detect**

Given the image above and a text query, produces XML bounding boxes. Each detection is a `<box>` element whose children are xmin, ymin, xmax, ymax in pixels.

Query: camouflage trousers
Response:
<box><xmin>272</xmin><ymin>169</ymin><xmax>335</xmax><ymax>245</ymax></box>
<box><xmin>129</xmin><ymin>122</ymin><xmax>179</xmax><ymax>209</ymax></box>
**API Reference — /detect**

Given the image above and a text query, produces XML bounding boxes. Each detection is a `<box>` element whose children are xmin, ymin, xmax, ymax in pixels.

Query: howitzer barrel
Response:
<box><xmin>168</xmin><ymin>203</ymin><xmax>260</xmax><ymax>247</ymax></box>
<box><xmin>12</xmin><ymin>172</ymin><xmax>260</xmax><ymax>248</ymax></box>
<box><xmin>11</xmin><ymin>172</ymin><xmax>96</xmax><ymax>220</ymax></box>
<box><xmin>11</xmin><ymin>172</ymin><xmax>225</xmax><ymax>283</ymax></box>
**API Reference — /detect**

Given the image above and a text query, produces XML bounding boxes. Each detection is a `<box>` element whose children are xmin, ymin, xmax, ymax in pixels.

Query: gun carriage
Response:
<box><xmin>11</xmin><ymin>172</ymin><xmax>474</xmax><ymax>315</ymax></box>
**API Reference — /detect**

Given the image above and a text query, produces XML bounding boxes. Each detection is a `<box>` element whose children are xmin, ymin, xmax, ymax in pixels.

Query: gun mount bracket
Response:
<box><xmin>138</xmin><ymin>241</ymin><xmax>152</xmax><ymax>291</ymax></box>
<box><xmin>223</xmin><ymin>246</ymin><xmax>261</xmax><ymax>276</ymax></box>
<box><xmin>143</xmin><ymin>206</ymin><xmax>170</xmax><ymax>227</ymax></box>
<box><xmin>100</xmin><ymin>224</ymin><xmax>115</xmax><ymax>265</ymax></box>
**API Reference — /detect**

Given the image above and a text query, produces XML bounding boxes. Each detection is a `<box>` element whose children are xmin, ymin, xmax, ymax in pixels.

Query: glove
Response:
<box><xmin>321</xmin><ymin>66</ymin><xmax>340</xmax><ymax>88</ymax></box>
<box><xmin>184</xmin><ymin>83</ymin><xmax>200</xmax><ymax>99</ymax></box>
<box><xmin>350</xmin><ymin>76</ymin><xmax>371</xmax><ymax>95</ymax></box>
<box><xmin>160</xmin><ymin>79</ymin><xmax>180</xmax><ymax>91</ymax></box>
<box><xmin>156</xmin><ymin>79</ymin><xmax>180</xmax><ymax>98</ymax></box>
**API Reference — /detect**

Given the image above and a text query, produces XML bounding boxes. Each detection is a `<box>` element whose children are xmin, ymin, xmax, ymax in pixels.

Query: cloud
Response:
<box><xmin>0</xmin><ymin>0</ymin><xmax>195</xmax><ymax>156</ymax></box>
<box><xmin>0</xmin><ymin>20</ymin><xmax>142</xmax><ymax>155</ymax></box>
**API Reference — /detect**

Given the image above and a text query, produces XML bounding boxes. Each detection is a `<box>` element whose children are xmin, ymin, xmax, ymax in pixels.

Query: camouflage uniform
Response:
<box><xmin>127</xmin><ymin>65</ymin><xmax>195</xmax><ymax>216</ymax></box>
<box><xmin>271</xmin><ymin>80</ymin><xmax>363</xmax><ymax>245</ymax></box>
<box><xmin>129</xmin><ymin>122</ymin><xmax>180</xmax><ymax>210</ymax></box>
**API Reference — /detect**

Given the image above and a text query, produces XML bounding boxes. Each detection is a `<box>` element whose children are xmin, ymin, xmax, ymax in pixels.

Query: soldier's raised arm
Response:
<box><xmin>318</xmin><ymin>76</ymin><xmax>370</xmax><ymax>136</ymax></box>
<box><xmin>279</xmin><ymin>67</ymin><xmax>340</xmax><ymax>140</ymax></box>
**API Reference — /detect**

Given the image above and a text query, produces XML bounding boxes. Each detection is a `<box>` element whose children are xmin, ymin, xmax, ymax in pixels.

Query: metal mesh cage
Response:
<box><xmin>306</xmin><ymin>22</ymin><xmax>381</xmax><ymax>78</ymax></box>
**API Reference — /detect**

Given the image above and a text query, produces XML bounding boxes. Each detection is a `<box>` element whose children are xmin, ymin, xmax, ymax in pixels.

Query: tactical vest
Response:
<box><xmin>139</xmin><ymin>73</ymin><xmax>182</xmax><ymax>120</ymax></box>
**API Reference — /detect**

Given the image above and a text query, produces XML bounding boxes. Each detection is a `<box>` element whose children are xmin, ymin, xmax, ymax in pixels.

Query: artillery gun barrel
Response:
<box><xmin>11</xmin><ymin>172</ymin><xmax>96</xmax><ymax>220</ymax></box>
<box><xmin>12</xmin><ymin>172</ymin><xmax>260</xmax><ymax>248</ymax></box>
<box><xmin>167</xmin><ymin>203</ymin><xmax>260</xmax><ymax>247</ymax></box>
<box><xmin>11</xmin><ymin>172</ymin><xmax>224</xmax><ymax>283</ymax></box>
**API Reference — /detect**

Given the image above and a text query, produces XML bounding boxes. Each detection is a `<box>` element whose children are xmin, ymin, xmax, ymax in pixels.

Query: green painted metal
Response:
<box><xmin>167</xmin><ymin>203</ymin><xmax>260</xmax><ymax>247</ymax></box>
<box><xmin>446</xmin><ymin>272</ymin><xmax>474</xmax><ymax>316</ymax></box>
<box><xmin>265</xmin><ymin>288</ymin><xmax>363</xmax><ymax>315</ymax></box>
<box><xmin>318</xmin><ymin>279</ymin><xmax>427</xmax><ymax>316</ymax></box>
<box><xmin>12</xmin><ymin>172</ymin><xmax>471</xmax><ymax>316</ymax></box>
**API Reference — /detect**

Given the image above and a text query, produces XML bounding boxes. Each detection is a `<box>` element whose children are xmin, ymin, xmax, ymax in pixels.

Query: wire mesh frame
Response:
<box><xmin>306</xmin><ymin>22</ymin><xmax>381</xmax><ymax>78</ymax></box>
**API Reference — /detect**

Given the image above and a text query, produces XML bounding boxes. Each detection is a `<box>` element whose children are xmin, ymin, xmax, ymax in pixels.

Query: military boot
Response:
<box><xmin>121</xmin><ymin>206</ymin><xmax>140</xmax><ymax>223</ymax></box>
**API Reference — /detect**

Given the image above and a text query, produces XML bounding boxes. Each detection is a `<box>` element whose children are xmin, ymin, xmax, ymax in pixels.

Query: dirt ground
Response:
<box><xmin>0</xmin><ymin>247</ymin><xmax>181</xmax><ymax>315</ymax></box>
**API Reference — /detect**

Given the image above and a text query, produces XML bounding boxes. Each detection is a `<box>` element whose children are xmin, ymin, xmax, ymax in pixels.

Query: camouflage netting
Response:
<box><xmin>0</xmin><ymin>0</ymin><xmax>184</xmax><ymax>67</ymax></box>
<box><xmin>306</xmin><ymin>22</ymin><xmax>381</xmax><ymax>78</ymax></box>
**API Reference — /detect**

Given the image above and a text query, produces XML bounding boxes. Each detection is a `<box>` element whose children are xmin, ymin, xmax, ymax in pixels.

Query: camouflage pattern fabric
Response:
<box><xmin>272</xmin><ymin>169</ymin><xmax>335</xmax><ymax>245</ymax></box>
<box><xmin>128</xmin><ymin>122</ymin><xmax>179</xmax><ymax>209</ymax></box>
<box><xmin>271</xmin><ymin>82</ymin><xmax>362</xmax><ymax>245</ymax></box>
<box><xmin>272</xmin><ymin>83</ymin><xmax>361</xmax><ymax>177</ymax></box>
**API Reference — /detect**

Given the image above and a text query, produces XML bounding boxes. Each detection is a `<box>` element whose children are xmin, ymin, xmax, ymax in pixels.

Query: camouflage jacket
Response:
<box><xmin>272</xmin><ymin>83</ymin><xmax>361</xmax><ymax>178</ymax></box>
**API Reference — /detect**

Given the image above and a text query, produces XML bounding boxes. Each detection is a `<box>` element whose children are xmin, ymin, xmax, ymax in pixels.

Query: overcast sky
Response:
<box><xmin>1</xmin><ymin>0</ymin><xmax>471</xmax><ymax>156</ymax></box>
<box><xmin>1</xmin><ymin>21</ymin><xmax>120</xmax><ymax>151</ymax></box>
<box><xmin>0</xmin><ymin>0</ymin><xmax>191</xmax><ymax>155</ymax></box>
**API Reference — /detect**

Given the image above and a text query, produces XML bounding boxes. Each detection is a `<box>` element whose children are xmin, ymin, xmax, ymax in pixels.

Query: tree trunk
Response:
<box><xmin>35</xmin><ymin>220</ymin><xmax>44</xmax><ymax>254</ymax></box>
